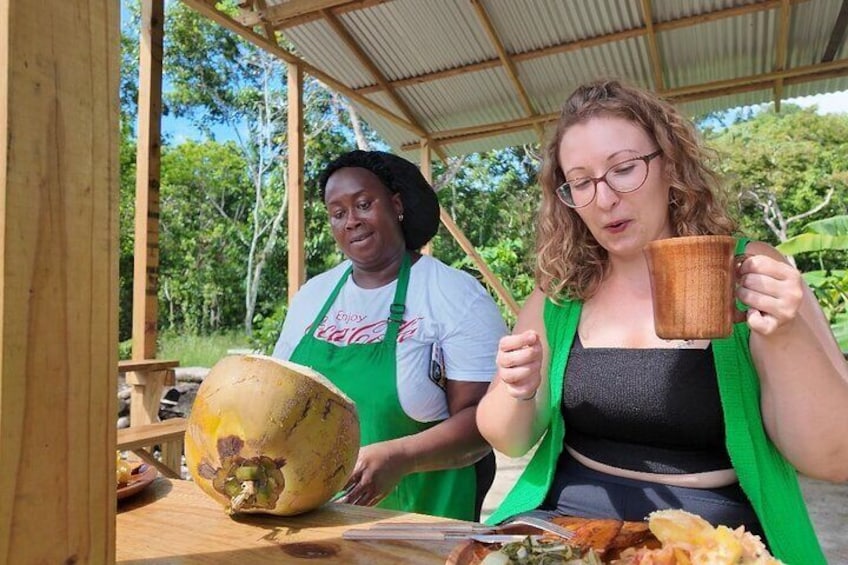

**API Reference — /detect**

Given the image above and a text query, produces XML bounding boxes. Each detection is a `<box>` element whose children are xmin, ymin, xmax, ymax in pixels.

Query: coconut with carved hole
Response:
<box><xmin>185</xmin><ymin>354</ymin><xmax>360</xmax><ymax>516</ymax></box>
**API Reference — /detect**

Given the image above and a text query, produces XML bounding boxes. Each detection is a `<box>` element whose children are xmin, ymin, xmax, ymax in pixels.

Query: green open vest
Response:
<box><xmin>487</xmin><ymin>239</ymin><xmax>825</xmax><ymax>564</ymax></box>
<box><xmin>290</xmin><ymin>253</ymin><xmax>476</xmax><ymax>520</ymax></box>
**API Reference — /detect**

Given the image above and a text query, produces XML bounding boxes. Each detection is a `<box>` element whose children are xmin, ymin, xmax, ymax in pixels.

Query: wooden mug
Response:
<box><xmin>643</xmin><ymin>235</ymin><xmax>744</xmax><ymax>340</ymax></box>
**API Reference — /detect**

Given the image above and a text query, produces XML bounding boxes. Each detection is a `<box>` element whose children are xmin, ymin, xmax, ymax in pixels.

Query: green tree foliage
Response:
<box><xmin>158</xmin><ymin>140</ymin><xmax>251</xmax><ymax>333</ymax></box>
<box><xmin>118</xmin><ymin>3</ymin><xmax>142</xmax><ymax>341</ymax></box>
<box><xmin>777</xmin><ymin>215</ymin><xmax>848</xmax><ymax>255</ymax></box>
<box><xmin>777</xmin><ymin>215</ymin><xmax>848</xmax><ymax>351</ymax></box>
<box><xmin>118</xmin><ymin>123</ymin><xmax>138</xmax><ymax>341</ymax></box>
<box><xmin>708</xmin><ymin>107</ymin><xmax>848</xmax><ymax>349</ymax></box>
<box><xmin>120</xmin><ymin>0</ymin><xmax>846</xmax><ymax>353</ymax></box>
<box><xmin>163</xmin><ymin>2</ymin><xmax>291</xmax><ymax>334</ymax></box>
<box><xmin>432</xmin><ymin>146</ymin><xmax>540</xmax><ymax>326</ymax></box>
<box><xmin>707</xmin><ymin>106</ymin><xmax>848</xmax><ymax>256</ymax></box>
<box><xmin>120</xmin><ymin>0</ymin><xmax>356</xmax><ymax>341</ymax></box>
<box><xmin>161</xmin><ymin>2</ymin><xmax>250</xmax><ymax>131</ymax></box>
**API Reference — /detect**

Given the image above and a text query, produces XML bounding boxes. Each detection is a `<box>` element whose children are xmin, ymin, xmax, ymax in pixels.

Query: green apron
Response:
<box><xmin>289</xmin><ymin>253</ymin><xmax>476</xmax><ymax>520</ymax></box>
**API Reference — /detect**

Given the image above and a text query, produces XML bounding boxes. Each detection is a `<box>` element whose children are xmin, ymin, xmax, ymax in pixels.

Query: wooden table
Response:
<box><xmin>117</xmin><ymin>478</ymin><xmax>462</xmax><ymax>563</ymax></box>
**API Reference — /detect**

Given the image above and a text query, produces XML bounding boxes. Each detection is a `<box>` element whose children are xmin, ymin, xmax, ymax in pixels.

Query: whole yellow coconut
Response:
<box><xmin>185</xmin><ymin>354</ymin><xmax>360</xmax><ymax>516</ymax></box>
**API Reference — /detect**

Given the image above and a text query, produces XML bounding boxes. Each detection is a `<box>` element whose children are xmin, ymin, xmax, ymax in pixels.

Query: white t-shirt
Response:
<box><xmin>273</xmin><ymin>255</ymin><xmax>507</xmax><ymax>422</ymax></box>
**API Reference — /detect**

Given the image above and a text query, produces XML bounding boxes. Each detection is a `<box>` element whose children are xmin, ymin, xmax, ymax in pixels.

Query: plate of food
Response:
<box><xmin>612</xmin><ymin>510</ymin><xmax>782</xmax><ymax>565</ymax></box>
<box><xmin>116</xmin><ymin>454</ymin><xmax>158</xmax><ymax>502</ymax></box>
<box><xmin>447</xmin><ymin>516</ymin><xmax>658</xmax><ymax>565</ymax></box>
<box><xmin>447</xmin><ymin>511</ymin><xmax>781</xmax><ymax>564</ymax></box>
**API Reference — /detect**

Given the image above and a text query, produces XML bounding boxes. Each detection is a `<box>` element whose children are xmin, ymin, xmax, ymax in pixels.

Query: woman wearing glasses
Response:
<box><xmin>476</xmin><ymin>80</ymin><xmax>845</xmax><ymax>563</ymax></box>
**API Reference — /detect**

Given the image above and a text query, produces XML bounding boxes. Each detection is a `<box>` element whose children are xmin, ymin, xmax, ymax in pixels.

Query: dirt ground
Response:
<box><xmin>482</xmin><ymin>451</ymin><xmax>848</xmax><ymax>563</ymax></box>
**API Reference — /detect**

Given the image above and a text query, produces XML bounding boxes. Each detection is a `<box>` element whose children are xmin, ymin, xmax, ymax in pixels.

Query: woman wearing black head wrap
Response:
<box><xmin>272</xmin><ymin>150</ymin><xmax>507</xmax><ymax>521</ymax></box>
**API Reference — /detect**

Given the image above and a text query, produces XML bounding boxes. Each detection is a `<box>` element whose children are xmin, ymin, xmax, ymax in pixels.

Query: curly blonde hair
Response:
<box><xmin>537</xmin><ymin>79</ymin><xmax>737</xmax><ymax>301</ymax></box>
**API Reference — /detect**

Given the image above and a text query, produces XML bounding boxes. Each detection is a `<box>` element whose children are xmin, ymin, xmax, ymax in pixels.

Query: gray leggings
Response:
<box><xmin>534</xmin><ymin>456</ymin><xmax>766</xmax><ymax>543</ymax></box>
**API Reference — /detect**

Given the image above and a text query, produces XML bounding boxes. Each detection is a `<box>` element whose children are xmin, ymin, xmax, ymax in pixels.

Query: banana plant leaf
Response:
<box><xmin>777</xmin><ymin>233</ymin><xmax>848</xmax><ymax>255</ymax></box>
<box><xmin>832</xmin><ymin>315</ymin><xmax>848</xmax><ymax>354</ymax></box>
<box><xmin>802</xmin><ymin>270</ymin><xmax>847</xmax><ymax>287</ymax></box>
<box><xmin>804</xmin><ymin>215</ymin><xmax>848</xmax><ymax>236</ymax></box>
<box><xmin>777</xmin><ymin>215</ymin><xmax>848</xmax><ymax>256</ymax></box>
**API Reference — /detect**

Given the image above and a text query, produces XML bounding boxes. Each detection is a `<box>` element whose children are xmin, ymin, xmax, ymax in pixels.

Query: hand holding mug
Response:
<box><xmin>496</xmin><ymin>330</ymin><xmax>542</xmax><ymax>401</ymax></box>
<box><xmin>735</xmin><ymin>253</ymin><xmax>804</xmax><ymax>336</ymax></box>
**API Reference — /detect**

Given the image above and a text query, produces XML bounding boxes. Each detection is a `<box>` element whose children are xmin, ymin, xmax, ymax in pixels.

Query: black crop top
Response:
<box><xmin>562</xmin><ymin>335</ymin><xmax>733</xmax><ymax>474</ymax></box>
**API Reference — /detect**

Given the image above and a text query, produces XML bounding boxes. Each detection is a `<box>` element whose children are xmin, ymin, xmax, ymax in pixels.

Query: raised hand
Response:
<box><xmin>496</xmin><ymin>330</ymin><xmax>543</xmax><ymax>401</ymax></box>
<box><xmin>736</xmin><ymin>254</ymin><xmax>805</xmax><ymax>336</ymax></box>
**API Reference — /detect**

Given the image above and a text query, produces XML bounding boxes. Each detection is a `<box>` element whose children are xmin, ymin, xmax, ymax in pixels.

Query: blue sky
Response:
<box><xmin>163</xmin><ymin>114</ymin><xmax>238</xmax><ymax>145</ymax></box>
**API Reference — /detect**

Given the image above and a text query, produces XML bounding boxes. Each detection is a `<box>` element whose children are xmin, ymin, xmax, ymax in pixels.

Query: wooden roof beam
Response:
<box><xmin>253</xmin><ymin>0</ymin><xmax>279</xmax><ymax>43</ymax></box>
<box><xmin>355</xmin><ymin>0</ymin><xmax>811</xmax><ymax>96</ymax></box>
<box><xmin>402</xmin><ymin>119</ymin><xmax>558</xmax><ymax>152</ymax></box>
<box><xmin>401</xmin><ymin>58</ymin><xmax>848</xmax><ymax>151</ymax></box>
<box><xmin>179</xmin><ymin>0</ymin><xmax>427</xmax><ymax>138</ymax></box>
<box><xmin>320</xmin><ymin>9</ymin><xmax>447</xmax><ymax>160</ymax></box>
<box><xmin>672</xmin><ymin>63</ymin><xmax>848</xmax><ymax>103</ymax></box>
<box><xmin>268</xmin><ymin>0</ymin><xmax>357</xmax><ymax>20</ymax></box>
<box><xmin>822</xmin><ymin>0</ymin><xmax>848</xmax><ymax>62</ymax></box>
<box><xmin>403</xmin><ymin>113</ymin><xmax>558</xmax><ymax>150</ymax></box>
<box><xmin>469</xmin><ymin>0</ymin><xmax>545</xmax><ymax>144</ymax></box>
<box><xmin>773</xmin><ymin>0</ymin><xmax>792</xmax><ymax>112</ymax></box>
<box><xmin>320</xmin><ymin>8</ymin><xmax>418</xmax><ymax>124</ymax></box>
<box><xmin>235</xmin><ymin>0</ymin><xmax>265</xmax><ymax>27</ymax></box>
<box><xmin>238</xmin><ymin>0</ymin><xmax>358</xmax><ymax>27</ymax></box>
<box><xmin>669</xmin><ymin>57</ymin><xmax>848</xmax><ymax>98</ymax></box>
<box><xmin>271</xmin><ymin>0</ymin><xmax>391</xmax><ymax>29</ymax></box>
<box><xmin>640</xmin><ymin>0</ymin><xmax>665</xmax><ymax>92</ymax></box>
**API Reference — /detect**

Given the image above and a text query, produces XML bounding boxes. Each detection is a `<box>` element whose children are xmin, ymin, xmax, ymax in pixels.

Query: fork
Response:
<box><xmin>368</xmin><ymin>515</ymin><xmax>574</xmax><ymax>541</ymax></box>
<box><xmin>501</xmin><ymin>515</ymin><xmax>575</xmax><ymax>540</ymax></box>
<box><xmin>342</xmin><ymin>529</ymin><xmax>540</xmax><ymax>543</ymax></box>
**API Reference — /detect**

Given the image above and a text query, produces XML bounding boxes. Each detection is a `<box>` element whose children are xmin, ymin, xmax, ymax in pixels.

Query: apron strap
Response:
<box><xmin>306</xmin><ymin>253</ymin><xmax>412</xmax><ymax>343</ymax></box>
<box><xmin>385</xmin><ymin>252</ymin><xmax>412</xmax><ymax>344</ymax></box>
<box><xmin>307</xmin><ymin>264</ymin><xmax>353</xmax><ymax>334</ymax></box>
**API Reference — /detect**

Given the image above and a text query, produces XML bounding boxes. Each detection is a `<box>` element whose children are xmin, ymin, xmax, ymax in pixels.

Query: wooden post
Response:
<box><xmin>419</xmin><ymin>139</ymin><xmax>433</xmax><ymax>256</ymax></box>
<box><xmin>439</xmin><ymin>209</ymin><xmax>520</xmax><ymax>316</ymax></box>
<box><xmin>422</xmin><ymin>139</ymin><xmax>516</xmax><ymax>314</ymax></box>
<box><xmin>287</xmin><ymin>62</ymin><xmax>305</xmax><ymax>303</ymax></box>
<box><xmin>0</xmin><ymin>1</ymin><xmax>120</xmax><ymax>562</ymax></box>
<box><xmin>132</xmin><ymin>0</ymin><xmax>164</xmax><ymax>361</ymax></box>
<box><xmin>130</xmin><ymin>1</ymin><xmax>169</xmax><ymax>464</ymax></box>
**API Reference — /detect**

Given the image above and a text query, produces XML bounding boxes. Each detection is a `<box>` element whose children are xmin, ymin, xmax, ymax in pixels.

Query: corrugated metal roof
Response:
<box><xmin>662</xmin><ymin>11</ymin><xmax>775</xmax><ymax>89</ymax></box>
<box><xmin>232</xmin><ymin>0</ymin><xmax>848</xmax><ymax>158</ymax></box>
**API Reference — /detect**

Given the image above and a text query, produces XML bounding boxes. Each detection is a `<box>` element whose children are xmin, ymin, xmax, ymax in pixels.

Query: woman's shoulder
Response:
<box><xmin>411</xmin><ymin>256</ymin><xmax>505</xmax><ymax>325</ymax></box>
<box><xmin>294</xmin><ymin>260</ymin><xmax>351</xmax><ymax>298</ymax></box>
<box><xmin>532</xmin><ymin>288</ymin><xmax>578</xmax><ymax>310</ymax></box>
<box><xmin>414</xmin><ymin>255</ymin><xmax>486</xmax><ymax>289</ymax></box>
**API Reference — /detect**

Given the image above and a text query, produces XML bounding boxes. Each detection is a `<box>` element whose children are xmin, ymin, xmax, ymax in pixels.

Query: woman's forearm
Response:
<box><xmin>754</xmin><ymin>290</ymin><xmax>848</xmax><ymax>481</ymax></box>
<box><xmin>391</xmin><ymin>406</ymin><xmax>491</xmax><ymax>474</ymax></box>
<box><xmin>477</xmin><ymin>379</ymin><xmax>550</xmax><ymax>457</ymax></box>
<box><xmin>476</xmin><ymin>290</ymin><xmax>551</xmax><ymax>457</ymax></box>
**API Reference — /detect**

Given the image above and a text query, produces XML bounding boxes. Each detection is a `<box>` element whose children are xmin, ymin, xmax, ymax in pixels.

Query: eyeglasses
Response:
<box><xmin>556</xmin><ymin>150</ymin><xmax>662</xmax><ymax>208</ymax></box>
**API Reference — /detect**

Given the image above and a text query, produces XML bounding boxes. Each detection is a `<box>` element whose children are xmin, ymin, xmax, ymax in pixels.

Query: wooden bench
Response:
<box><xmin>117</xmin><ymin>418</ymin><xmax>187</xmax><ymax>479</ymax></box>
<box><xmin>118</xmin><ymin>359</ymin><xmax>183</xmax><ymax>478</ymax></box>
